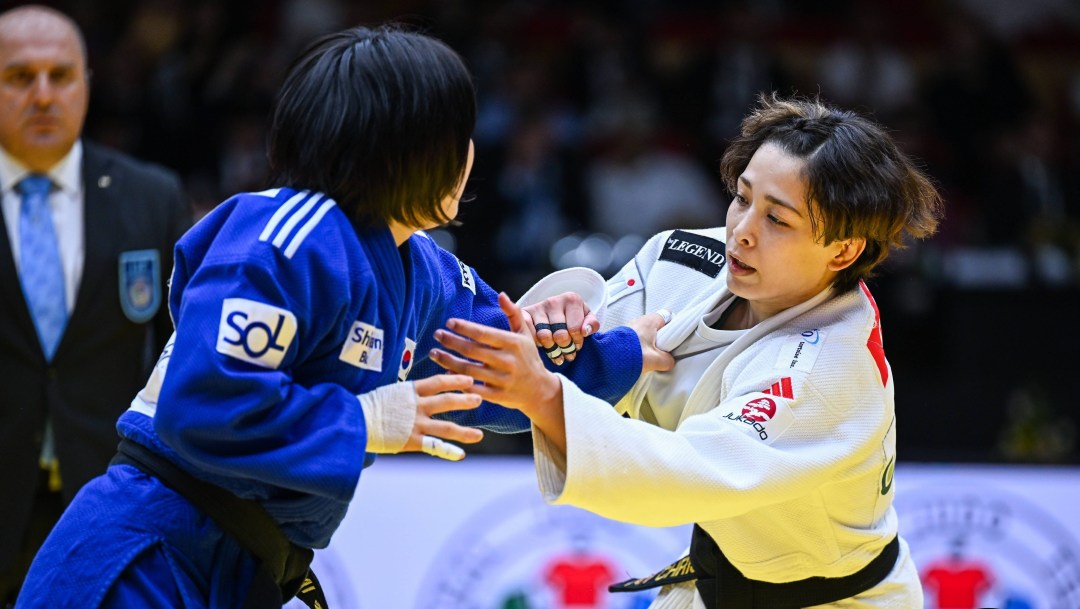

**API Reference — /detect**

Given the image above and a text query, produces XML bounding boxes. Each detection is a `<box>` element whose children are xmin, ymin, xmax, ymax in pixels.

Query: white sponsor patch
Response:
<box><xmin>217</xmin><ymin>298</ymin><xmax>297</xmax><ymax>369</ymax></box>
<box><xmin>720</xmin><ymin>392</ymin><xmax>796</xmax><ymax>444</ymax></box>
<box><xmin>774</xmin><ymin>328</ymin><xmax>826</xmax><ymax>373</ymax></box>
<box><xmin>130</xmin><ymin>331</ymin><xmax>177</xmax><ymax>418</ymax></box>
<box><xmin>340</xmin><ymin>321</ymin><xmax>385</xmax><ymax>371</ymax></box>
<box><xmin>458</xmin><ymin>259</ymin><xmax>476</xmax><ymax>295</ymax></box>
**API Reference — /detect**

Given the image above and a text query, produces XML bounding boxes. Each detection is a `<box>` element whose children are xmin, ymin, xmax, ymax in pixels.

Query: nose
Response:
<box><xmin>30</xmin><ymin>73</ymin><xmax>54</xmax><ymax>106</ymax></box>
<box><xmin>729</xmin><ymin>208</ymin><xmax>755</xmax><ymax>248</ymax></box>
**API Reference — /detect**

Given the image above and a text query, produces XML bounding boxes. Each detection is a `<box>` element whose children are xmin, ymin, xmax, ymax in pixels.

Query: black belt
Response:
<box><xmin>111</xmin><ymin>439</ymin><xmax>329</xmax><ymax>609</ymax></box>
<box><xmin>611</xmin><ymin>525</ymin><xmax>899</xmax><ymax>609</ymax></box>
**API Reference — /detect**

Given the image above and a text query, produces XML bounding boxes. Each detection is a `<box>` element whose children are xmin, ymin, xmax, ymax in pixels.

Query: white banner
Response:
<box><xmin>291</xmin><ymin>459</ymin><xmax>1080</xmax><ymax>609</ymax></box>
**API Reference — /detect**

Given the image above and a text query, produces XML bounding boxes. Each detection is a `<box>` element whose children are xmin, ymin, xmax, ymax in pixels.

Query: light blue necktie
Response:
<box><xmin>18</xmin><ymin>174</ymin><xmax>67</xmax><ymax>361</ymax></box>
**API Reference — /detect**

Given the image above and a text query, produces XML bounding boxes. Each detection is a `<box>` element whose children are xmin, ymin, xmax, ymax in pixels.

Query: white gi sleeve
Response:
<box><xmin>356</xmin><ymin>382</ymin><xmax>417</xmax><ymax>454</ymax></box>
<box><xmin>534</xmin><ymin>375</ymin><xmax>879</xmax><ymax>528</ymax></box>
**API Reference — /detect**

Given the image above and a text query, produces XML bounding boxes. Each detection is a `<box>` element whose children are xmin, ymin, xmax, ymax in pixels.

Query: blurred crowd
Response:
<box><xmin>36</xmin><ymin>0</ymin><xmax>1080</xmax><ymax>461</ymax></box>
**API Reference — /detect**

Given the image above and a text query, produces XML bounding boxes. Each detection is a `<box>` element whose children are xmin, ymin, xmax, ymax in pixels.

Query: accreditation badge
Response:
<box><xmin>119</xmin><ymin>249</ymin><xmax>161</xmax><ymax>323</ymax></box>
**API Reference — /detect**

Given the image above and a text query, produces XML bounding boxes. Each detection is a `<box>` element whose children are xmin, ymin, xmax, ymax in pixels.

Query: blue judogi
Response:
<box><xmin>18</xmin><ymin>188</ymin><xmax>641</xmax><ymax>608</ymax></box>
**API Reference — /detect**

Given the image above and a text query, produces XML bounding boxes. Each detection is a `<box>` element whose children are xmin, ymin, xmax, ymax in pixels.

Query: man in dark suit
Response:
<box><xmin>0</xmin><ymin>5</ymin><xmax>192</xmax><ymax>603</ymax></box>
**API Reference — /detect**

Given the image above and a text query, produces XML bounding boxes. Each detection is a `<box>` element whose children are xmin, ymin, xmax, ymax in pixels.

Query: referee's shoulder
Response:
<box><xmin>82</xmin><ymin>139</ymin><xmax>181</xmax><ymax>190</ymax></box>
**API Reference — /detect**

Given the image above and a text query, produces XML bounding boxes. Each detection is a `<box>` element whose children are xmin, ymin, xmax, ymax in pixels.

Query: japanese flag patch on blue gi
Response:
<box><xmin>118</xmin><ymin>249</ymin><xmax>161</xmax><ymax>323</ymax></box>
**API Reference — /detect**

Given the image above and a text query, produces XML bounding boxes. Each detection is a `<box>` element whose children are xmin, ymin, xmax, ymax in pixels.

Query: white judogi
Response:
<box><xmin>523</xmin><ymin>228</ymin><xmax>922</xmax><ymax>608</ymax></box>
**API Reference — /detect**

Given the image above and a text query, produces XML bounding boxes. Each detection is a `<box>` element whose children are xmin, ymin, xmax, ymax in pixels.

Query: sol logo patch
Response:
<box><xmin>340</xmin><ymin>321</ymin><xmax>385</xmax><ymax>371</ymax></box>
<box><xmin>216</xmin><ymin>298</ymin><xmax>297</xmax><ymax>369</ymax></box>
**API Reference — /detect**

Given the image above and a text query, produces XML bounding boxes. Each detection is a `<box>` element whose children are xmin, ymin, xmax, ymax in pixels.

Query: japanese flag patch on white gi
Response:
<box><xmin>720</xmin><ymin>393</ymin><xmax>795</xmax><ymax>444</ymax></box>
<box><xmin>340</xmin><ymin>321</ymin><xmax>385</xmax><ymax>371</ymax></box>
<box><xmin>608</xmin><ymin>264</ymin><xmax>643</xmax><ymax>304</ymax></box>
<box><xmin>217</xmin><ymin>298</ymin><xmax>297</xmax><ymax>369</ymax></box>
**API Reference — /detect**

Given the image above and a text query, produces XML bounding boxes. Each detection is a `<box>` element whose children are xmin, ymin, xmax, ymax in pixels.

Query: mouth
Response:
<box><xmin>728</xmin><ymin>254</ymin><xmax>756</xmax><ymax>274</ymax></box>
<box><xmin>27</xmin><ymin>116</ymin><xmax>60</xmax><ymax>129</ymax></box>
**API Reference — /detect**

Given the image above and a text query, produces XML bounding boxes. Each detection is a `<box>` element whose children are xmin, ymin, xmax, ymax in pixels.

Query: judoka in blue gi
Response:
<box><xmin>16</xmin><ymin>26</ymin><xmax>643</xmax><ymax>609</ymax></box>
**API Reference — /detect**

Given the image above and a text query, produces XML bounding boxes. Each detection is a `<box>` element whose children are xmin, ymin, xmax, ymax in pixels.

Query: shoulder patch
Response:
<box><xmin>658</xmin><ymin>230</ymin><xmax>726</xmax><ymax>278</ymax></box>
<box><xmin>216</xmin><ymin>298</ymin><xmax>297</xmax><ymax>369</ymax></box>
<box><xmin>720</xmin><ymin>393</ymin><xmax>796</xmax><ymax>444</ymax></box>
<box><xmin>399</xmin><ymin>337</ymin><xmax>416</xmax><ymax>381</ymax></box>
<box><xmin>339</xmin><ymin>321</ymin><xmax>385</xmax><ymax>372</ymax></box>
<box><xmin>458</xmin><ymin>259</ymin><xmax>476</xmax><ymax>295</ymax></box>
<box><xmin>118</xmin><ymin>249</ymin><xmax>162</xmax><ymax>323</ymax></box>
<box><xmin>774</xmin><ymin>328</ymin><xmax>826</xmax><ymax>373</ymax></box>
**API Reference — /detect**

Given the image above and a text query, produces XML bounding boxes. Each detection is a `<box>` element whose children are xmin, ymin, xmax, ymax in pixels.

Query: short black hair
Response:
<box><xmin>268</xmin><ymin>25</ymin><xmax>476</xmax><ymax>228</ymax></box>
<box><xmin>719</xmin><ymin>94</ymin><xmax>943</xmax><ymax>293</ymax></box>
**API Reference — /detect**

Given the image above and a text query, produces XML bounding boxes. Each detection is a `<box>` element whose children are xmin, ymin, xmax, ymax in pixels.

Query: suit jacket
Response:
<box><xmin>0</xmin><ymin>141</ymin><xmax>192</xmax><ymax>570</ymax></box>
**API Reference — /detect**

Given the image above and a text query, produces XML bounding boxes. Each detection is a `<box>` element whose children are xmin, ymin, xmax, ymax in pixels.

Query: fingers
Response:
<box><xmin>433</xmin><ymin>328</ymin><xmax>525</xmax><ymax>377</ymax></box>
<box><xmin>412</xmin><ymin>374</ymin><xmax>475</xmax><ymax>397</ymax></box>
<box><xmin>499</xmin><ymin>292</ymin><xmax>531</xmax><ymax>337</ymax></box>
<box><xmin>648</xmin><ymin>308</ymin><xmax>673</xmax><ymax>329</ymax></box>
<box><xmin>529</xmin><ymin>308</ymin><xmax>558</xmax><ymax>358</ymax></box>
<box><xmin>416</xmin><ymin>418</ymin><xmax>483</xmax><ymax>445</ymax></box>
<box><xmin>582</xmin><ymin>312</ymin><xmax>599</xmax><ymax>338</ymax></box>
<box><xmin>443</xmin><ymin>317</ymin><xmax>529</xmax><ymax>351</ymax></box>
<box><xmin>562</xmin><ymin>295</ymin><xmax>586</xmax><ymax>349</ymax></box>
<box><xmin>655</xmin><ymin>308</ymin><xmax>672</xmax><ymax>324</ymax></box>
<box><xmin>631</xmin><ymin>308</ymin><xmax>675</xmax><ymax>375</ymax></box>
<box><xmin>420</xmin><ymin>436</ymin><xmax>465</xmax><ymax>461</ymax></box>
<box><xmin>649</xmin><ymin>350</ymin><xmax>676</xmax><ymax>373</ymax></box>
<box><xmin>416</xmin><ymin>387</ymin><xmax>483</xmax><ymax>416</ymax></box>
<box><xmin>428</xmin><ymin>347</ymin><xmax>509</xmax><ymax>387</ymax></box>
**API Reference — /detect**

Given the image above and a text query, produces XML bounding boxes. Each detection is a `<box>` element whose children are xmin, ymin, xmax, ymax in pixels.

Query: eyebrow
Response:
<box><xmin>739</xmin><ymin>175</ymin><xmax>804</xmax><ymax>217</ymax></box>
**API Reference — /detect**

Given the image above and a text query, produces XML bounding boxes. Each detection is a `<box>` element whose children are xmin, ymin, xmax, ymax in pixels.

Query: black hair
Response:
<box><xmin>268</xmin><ymin>25</ymin><xmax>476</xmax><ymax>228</ymax></box>
<box><xmin>719</xmin><ymin>93</ymin><xmax>943</xmax><ymax>293</ymax></box>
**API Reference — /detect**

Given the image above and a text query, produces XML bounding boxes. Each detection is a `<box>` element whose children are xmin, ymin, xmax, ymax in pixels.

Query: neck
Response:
<box><xmin>718</xmin><ymin>298</ymin><xmax>756</xmax><ymax>330</ymax></box>
<box><xmin>387</xmin><ymin>222</ymin><xmax>414</xmax><ymax>247</ymax></box>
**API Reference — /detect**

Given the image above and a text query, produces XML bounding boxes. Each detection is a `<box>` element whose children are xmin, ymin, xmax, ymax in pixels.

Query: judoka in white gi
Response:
<box><xmin>432</xmin><ymin>94</ymin><xmax>944</xmax><ymax>609</ymax></box>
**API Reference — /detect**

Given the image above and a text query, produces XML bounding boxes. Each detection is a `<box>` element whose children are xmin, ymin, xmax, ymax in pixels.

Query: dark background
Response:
<box><xmin>15</xmin><ymin>0</ymin><xmax>1079</xmax><ymax>462</ymax></box>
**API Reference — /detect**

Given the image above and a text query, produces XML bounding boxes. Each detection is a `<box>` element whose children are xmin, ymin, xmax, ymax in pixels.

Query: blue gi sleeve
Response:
<box><xmin>407</xmin><ymin>235</ymin><xmax>642</xmax><ymax>432</ymax></box>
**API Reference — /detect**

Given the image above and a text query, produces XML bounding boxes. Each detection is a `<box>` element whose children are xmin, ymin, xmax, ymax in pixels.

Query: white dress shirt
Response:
<box><xmin>1</xmin><ymin>141</ymin><xmax>86</xmax><ymax>314</ymax></box>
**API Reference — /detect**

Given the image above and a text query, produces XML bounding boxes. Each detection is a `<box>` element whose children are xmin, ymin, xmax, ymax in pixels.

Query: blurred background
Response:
<box><xmin>22</xmin><ymin>0</ymin><xmax>1080</xmax><ymax>463</ymax></box>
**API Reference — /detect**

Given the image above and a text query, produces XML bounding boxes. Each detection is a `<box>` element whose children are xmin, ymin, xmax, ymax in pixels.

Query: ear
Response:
<box><xmin>827</xmin><ymin>238</ymin><xmax>866</xmax><ymax>272</ymax></box>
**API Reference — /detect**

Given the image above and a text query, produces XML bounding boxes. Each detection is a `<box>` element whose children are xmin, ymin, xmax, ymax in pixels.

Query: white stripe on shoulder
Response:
<box><xmin>251</xmin><ymin>188</ymin><xmax>282</xmax><ymax>199</ymax></box>
<box><xmin>284</xmin><ymin>198</ymin><xmax>337</xmax><ymax>258</ymax></box>
<box><xmin>272</xmin><ymin>192</ymin><xmax>324</xmax><ymax>248</ymax></box>
<box><xmin>259</xmin><ymin>190</ymin><xmax>310</xmax><ymax>243</ymax></box>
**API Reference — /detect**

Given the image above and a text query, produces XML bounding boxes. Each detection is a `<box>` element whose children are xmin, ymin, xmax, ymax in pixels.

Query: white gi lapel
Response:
<box><xmin>654</xmin><ymin>288</ymin><xmax>728</xmax><ymax>352</ymax></box>
<box><xmin>615</xmin><ymin>288</ymin><xmax>730</xmax><ymax>419</ymax></box>
<box><xmin>676</xmin><ymin>286</ymin><xmax>835</xmax><ymax>426</ymax></box>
